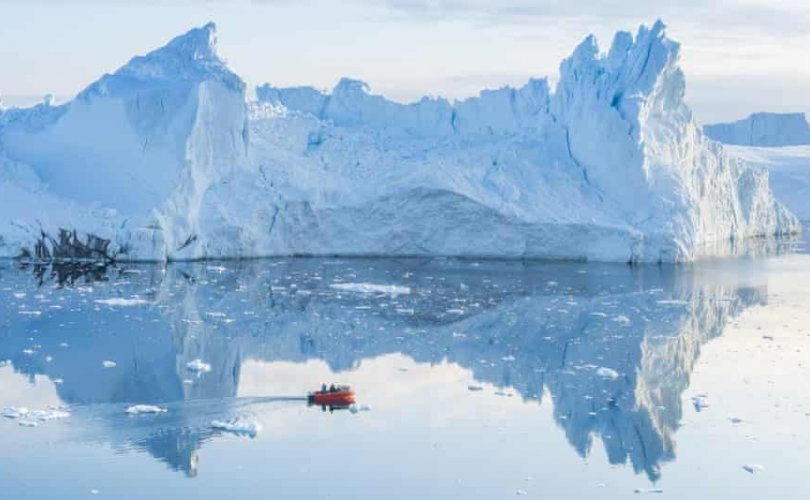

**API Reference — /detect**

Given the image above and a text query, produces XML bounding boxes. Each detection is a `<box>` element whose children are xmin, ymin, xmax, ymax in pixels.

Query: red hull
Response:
<box><xmin>310</xmin><ymin>391</ymin><xmax>355</xmax><ymax>406</ymax></box>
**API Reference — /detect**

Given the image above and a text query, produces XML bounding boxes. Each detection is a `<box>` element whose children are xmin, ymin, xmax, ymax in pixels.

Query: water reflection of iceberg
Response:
<box><xmin>0</xmin><ymin>259</ymin><xmax>766</xmax><ymax>479</ymax></box>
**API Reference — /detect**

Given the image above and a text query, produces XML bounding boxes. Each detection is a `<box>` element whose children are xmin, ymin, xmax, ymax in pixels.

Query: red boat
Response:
<box><xmin>308</xmin><ymin>385</ymin><xmax>355</xmax><ymax>408</ymax></box>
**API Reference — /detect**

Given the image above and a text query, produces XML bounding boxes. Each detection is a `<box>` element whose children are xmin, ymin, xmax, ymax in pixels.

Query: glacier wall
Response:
<box><xmin>704</xmin><ymin>112</ymin><xmax>810</xmax><ymax>147</ymax></box>
<box><xmin>0</xmin><ymin>21</ymin><xmax>799</xmax><ymax>263</ymax></box>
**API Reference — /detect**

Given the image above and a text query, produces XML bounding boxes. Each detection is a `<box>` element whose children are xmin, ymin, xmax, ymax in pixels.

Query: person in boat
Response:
<box><xmin>321</xmin><ymin>383</ymin><xmax>327</xmax><ymax>392</ymax></box>
<box><xmin>329</xmin><ymin>384</ymin><xmax>336</xmax><ymax>392</ymax></box>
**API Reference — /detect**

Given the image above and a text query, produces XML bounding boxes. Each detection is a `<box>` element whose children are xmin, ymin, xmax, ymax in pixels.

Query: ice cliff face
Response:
<box><xmin>0</xmin><ymin>21</ymin><xmax>799</xmax><ymax>262</ymax></box>
<box><xmin>704</xmin><ymin>112</ymin><xmax>810</xmax><ymax>147</ymax></box>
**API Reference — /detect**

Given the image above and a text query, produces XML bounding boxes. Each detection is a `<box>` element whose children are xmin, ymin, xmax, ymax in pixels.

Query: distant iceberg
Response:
<box><xmin>0</xmin><ymin>21</ymin><xmax>798</xmax><ymax>263</ymax></box>
<box><xmin>704</xmin><ymin>112</ymin><xmax>810</xmax><ymax>147</ymax></box>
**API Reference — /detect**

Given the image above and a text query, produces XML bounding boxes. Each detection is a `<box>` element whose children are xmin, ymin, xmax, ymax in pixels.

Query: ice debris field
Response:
<box><xmin>0</xmin><ymin>20</ymin><xmax>803</xmax><ymax>263</ymax></box>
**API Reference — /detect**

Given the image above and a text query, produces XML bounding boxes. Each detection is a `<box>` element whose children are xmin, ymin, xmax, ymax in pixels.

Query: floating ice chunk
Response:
<box><xmin>59</xmin><ymin>342</ymin><xmax>69</xmax><ymax>348</ymax></box>
<box><xmin>207</xmin><ymin>265</ymin><xmax>228</xmax><ymax>273</ymax></box>
<box><xmin>30</xmin><ymin>409</ymin><xmax>70</xmax><ymax>421</ymax></box>
<box><xmin>3</xmin><ymin>406</ymin><xmax>29</xmax><ymax>419</ymax></box>
<box><xmin>126</xmin><ymin>405</ymin><xmax>167</xmax><ymax>415</ymax></box>
<box><xmin>94</xmin><ymin>298</ymin><xmax>149</xmax><ymax>307</ymax></box>
<box><xmin>18</xmin><ymin>419</ymin><xmax>39</xmax><ymax>427</ymax></box>
<box><xmin>53</xmin><ymin>378</ymin><xmax>64</xmax><ymax>385</ymax></box>
<box><xmin>656</xmin><ymin>300</ymin><xmax>688</xmax><ymax>305</ymax></box>
<box><xmin>349</xmin><ymin>404</ymin><xmax>371</xmax><ymax>414</ymax></box>
<box><xmin>18</xmin><ymin>310</ymin><xmax>42</xmax><ymax>316</ymax></box>
<box><xmin>596</xmin><ymin>367</ymin><xmax>620</xmax><ymax>380</ymax></box>
<box><xmin>186</xmin><ymin>359</ymin><xmax>212</xmax><ymax>373</ymax></box>
<box><xmin>515</xmin><ymin>490</ymin><xmax>528</xmax><ymax>496</ymax></box>
<box><xmin>330</xmin><ymin>283</ymin><xmax>411</xmax><ymax>296</ymax></box>
<box><xmin>729</xmin><ymin>417</ymin><xmax>743</xmax><ymax>424</ymax></box>
<box><xmin>634</xmin><ymin>488</ymin><xmax>664</xmax><ymax>494</ymax></box>
<box><xmin>211</xmin><ymin>417</ymin><xmax>261</xmax><ymax>437</ymax></box>
<box><xmin>691</xmin><ymin>394</ymin><xmax>710</xmax><ymax>411</ymax></box>
<box><xmin>13</xmin><ymin>292</ymin><xmax>26</xmax><ymax>299</ymax></box>
<box><xmin>102</xmin><ymin>360</ymin><xmax>117</xmax><ymax>368</ymax></box>
<box><xmin>22</xmin><ymin>349</ymin><xmax>35</xmax><ymax>355</ymax></box>
<box><xmin>613</xmin><ymin>315</ymin><xmax>631</xmax><ymax>325</ymax></box>
<box><xmin>742</xmin><ymin>464</ymin><xmax>764</xmax><ymax>474</ymax></box>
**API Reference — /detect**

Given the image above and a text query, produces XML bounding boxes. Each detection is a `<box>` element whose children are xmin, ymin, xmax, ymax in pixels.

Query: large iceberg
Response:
<box><xmin>0</xmin><ymin>21</ymin><xmax>799</xmax><ymax>263</ymax></box>
<box><xmin>704</xmin><ymin>112</ymin><xmax>810</xmax><ymax>147</ymax></box>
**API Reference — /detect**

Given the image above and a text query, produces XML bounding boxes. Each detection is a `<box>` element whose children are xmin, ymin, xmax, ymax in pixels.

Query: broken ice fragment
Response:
<box><xmin>126</xmin><ymin>405</ymin><xmax>167</xmax><ymax>415</ymax></box>
<box><xmin>186</xmin><ymin>359</ymin><xmax>212</xmax><ymax>373</ymax></box>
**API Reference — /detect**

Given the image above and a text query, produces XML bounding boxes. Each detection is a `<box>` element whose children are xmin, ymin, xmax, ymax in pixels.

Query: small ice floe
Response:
<box><xmin>656</xmin><ymin>300</ymin><xmax>688</xmax><ymax>305</ymax></box>
<box><xmin>102</xmin><ymin>360</ymin><xmax>117</xmax><ymax>368</ymax></box>
<box><xmin>28</xmin><ymin>409</ymin><xmax>70</xmax><ymax>421</ymax></box>
<box><xmin>0</xmin><ymin>359</ymin><xmax>10</xmax><ymax>367</ymax></box>
<box><xmin>211</xmin><ymin>417</ymin><xmax>261</xmax><ymax>437</ymax></box>
<box><xmin>206</xmin><ymin>265</ymin><xmax>228</xmax><ymax>273</ymax></box>
<box><xmin>634</xmin><ymin>488</ymin><xmax>664</xmax><ymax>494</ymax></box>
<box><xmin>13</xmin><ymin>292</ymin><xmax>26</xmax><ymax>299</ymax></box>
<box><xmin>590</xmin><ymin>312</ymin><xmax>608</xmax><ymax>317</ymax></box>
<box><xmin>18</xmin><ymin>310</ymin><xmax>42</xmax><ymax>316</ymax></box>
<box><xmin>691</xmin><ymin>394</ymin><xmax>710</xmax><ymax>411</ymax></box>
<box><xmin>22</xmin><ymin>349</ymin><xmax>35</xmax><ymax>355</ymax></box>
<box><xmin>349</xmin><ymin>404</ymin><xmax>371</xmax><ymax>414</ymax></box>
<box><xmin>467</xmin><ymin>385</ymin><xmax>484</xmax><ymax>392</ymax></box>
<box><xmin>595</xmin><ymin>367</ymin><xmax>620</xmax><ymax>380</ymax></box>
<box><xmin>186</xmin><ymin>359</ymin><xmax>212</xmax><ymax>373</ymax></box>
<box><xmin>330</xmin><ymin>283</ymin><xmax>410</xmax><ymax>296</ymax></box>
<box><xmin>94</xmin><ymin>298</ymin><xmax>148</xmax><ymax>307</ymax></box>
<box><xmin>18</xmin><ymin>420</ymin><xmax>39</xmax><ymax>428</ymax></box>
<box><xmin>515</xmin><ymin>489</ymin><xmax>528</xmax><ymax>496</ymax></box>
<box><xmin>206</xmin><ymin>311</ymin><xmax>227</xmax><ymax>318</ymax></box>
<box><xmin>501</xmin><ymin>355</ymin><xmax>516</xmax><ymax>362</ymax></box>
<box><xmin>3</xmin><ymin>406</ymin><xmax>29</xmax><ymax>419</ymax></box>
<box><xmin>59</xmin><ymin>342</ymin><xmax>69</xmax><ymax>348</ymax></box>
<box><xmin>613</xmin><ymin>315</ymin><xmax>631</xmax><ymax>326</ymax></box>
<box><xmin>729</xmin><ymin>417</ymin><xmax>743</xmax><ymax>424</ymax></box>
<box><xmin>126</xmin><ymin>405</ymin><xmax>167</xmax><ymax>415</ymax></box>
<box><xmin>742</xmin><ymin>464</ymin><xmax>764</xmax><ymax>474</ymax></box>
<box><xmin>446</xmin><ymin>308</ymin><xmax>465</xmax><ymax>315</ymax></box>
<box><xmin>53</xmin><ymin>378</ymin><xmax>64</xmax><ymax>385</ymax></box>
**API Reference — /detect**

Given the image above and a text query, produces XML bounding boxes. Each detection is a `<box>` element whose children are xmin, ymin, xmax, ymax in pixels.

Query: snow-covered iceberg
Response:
<box><xmin>704</xmin><ymin>112</ymin><xmax>810</xmax><ymax>147</ymax></box>
<box><xmin>0</xmin><ymin>21</ymin><xmax>799</xmax><ymax>263</ymax></box>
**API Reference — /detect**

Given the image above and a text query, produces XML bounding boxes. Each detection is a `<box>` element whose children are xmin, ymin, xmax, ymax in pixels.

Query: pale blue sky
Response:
<box><xmin>0</xmin><ymin>0</ymin><xmax>808</xmax><ymax>123</ymax></box>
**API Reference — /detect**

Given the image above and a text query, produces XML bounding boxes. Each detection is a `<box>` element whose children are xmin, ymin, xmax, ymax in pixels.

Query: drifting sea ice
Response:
<box><xmin>102</xmin><ymin>360</ymin><xmax>117</xmax><ymax>368</ymax></box>
<box><xmin>94</xmin><ymin>298</ymin><xmax>149</xmax><ymax>307</ymax></box>
<box><xmin>330</xmin><ymin>283</ymin><xmax>411</xmax><ymax>296</ymax></box>
<box><xmin>211</xmin><ymin>417</ymin><xmax>261</xmax><ymax>437</ymax></box>
<box><xmin>126</xmin><ymin>405</ymin><xmax>168</xmax><ymax>415</ymax></box>
<box><xmin>186</xmin><ymin>359</ymin><xmax>212</xmax><ymax>373</ymax></box>
<box><xmin>3</xmin><ymin>406</ymin><xmax>29</xmax><ymax>419</ymax></box>
<box><xmin>742</xmin><ymin>464</ymin><xmax>764</xmax><ymax>474</ymax></box>
<box><xmin>595</xmin><ymin>367</ymin><xmax>620</xmax><ymax>380</ymax></box>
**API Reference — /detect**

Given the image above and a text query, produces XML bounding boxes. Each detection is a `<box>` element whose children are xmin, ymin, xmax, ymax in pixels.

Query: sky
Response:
<box><xmin>0</xmin><ymin>0</ymin><xmax>808</xmax><ymax>123</ymax></box>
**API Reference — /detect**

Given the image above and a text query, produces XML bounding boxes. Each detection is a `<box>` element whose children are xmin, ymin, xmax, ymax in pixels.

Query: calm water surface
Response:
<box><xmin>1</xmin><ymin>243</ymin><xmax>809</xmax><ymax>498</ymax></box>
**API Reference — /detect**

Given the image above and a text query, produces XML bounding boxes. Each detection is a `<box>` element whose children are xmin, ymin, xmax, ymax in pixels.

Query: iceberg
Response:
<box><xmin>0</xmin><ymin>21</ymin><xmax>798</xmax><ymax>263</ymax></box>
<box><xmin>705</xmin><ymin>113</ymin><xmax>810</xmax><ymax>147</ymax></box>
<box><xmin>724</xmin><ymin>145</ymin><xmax>810</xmax><ymax>221</ymax></box>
